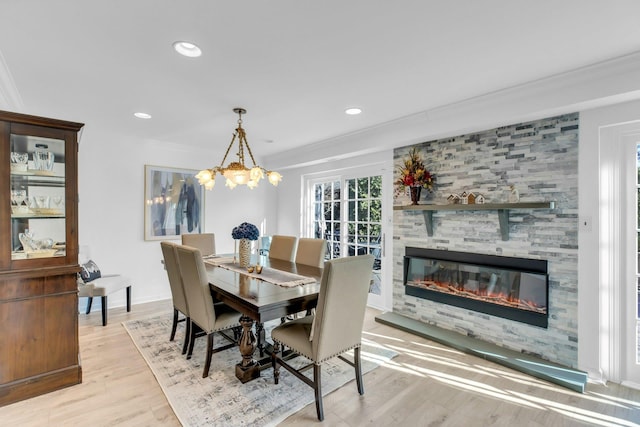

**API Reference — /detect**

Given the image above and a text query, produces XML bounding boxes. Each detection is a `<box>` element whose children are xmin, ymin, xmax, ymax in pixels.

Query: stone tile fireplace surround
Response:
<box><xmin>392</xmin><ymin>113</ymin><xmax>578</xmax><ymax>368</ymax></box>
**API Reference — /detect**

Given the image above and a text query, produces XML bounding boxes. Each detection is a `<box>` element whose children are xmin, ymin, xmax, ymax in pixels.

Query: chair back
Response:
<box><xmin>182</xmin><ymin>233</ymin><xmax>216</xmax><ymax>257</ymax></box>
<box><xmin>311</xmin><ymin>255</ymin><xmax>374</xmax><ymax>362</ymax></box>
<box><xmin>268</xmin><ymin>235</ymin><xmax>298</xmax><ymax>262</ymax></box>
<box><xmin>295</xmin><ymin>238</ymin><xmax>327</xmax><ymax>268</ymax></box>
<box><xmin>160</xmin><ymin>241</ymin><xmax>188</xmax><ymax>315</ymax></box>
<box><xmin>175</xmin><ymin>245</ymin><xmax>217</xmax><ymax>333</ymax></box>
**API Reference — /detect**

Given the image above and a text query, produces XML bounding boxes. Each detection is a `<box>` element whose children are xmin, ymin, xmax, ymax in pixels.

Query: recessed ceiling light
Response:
<box><xmin>134</xmin><ymin>112</ymin><xmax>152</xmax><ymax>119</ymax></box>
<box><xmin>345</xmin><ymin>107</ymin><xmax>362</xmax><ymax>115</ymax></box>
<box><xmin>172</xmin><ymin>41</ymin><xmax>202</xmax><ymax>58</ymax></box>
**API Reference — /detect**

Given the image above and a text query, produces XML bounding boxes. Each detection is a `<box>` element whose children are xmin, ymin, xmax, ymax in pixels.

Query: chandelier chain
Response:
<box><xmin>218</xmin><ymin>132</ymin><xmax>238</xmax><ymax>169</ymax></box>
<box><xmin>240</xmin><ymin>127</ymin><xmax>258</xmax><ymax>166</ymax></box>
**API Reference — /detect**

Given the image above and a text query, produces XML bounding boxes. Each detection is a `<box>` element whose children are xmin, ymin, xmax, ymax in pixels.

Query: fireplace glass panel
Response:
<box><xmin>404</xmin><ymin>249</ymin><xmax>549</xmax><ymax>327</ymax></box>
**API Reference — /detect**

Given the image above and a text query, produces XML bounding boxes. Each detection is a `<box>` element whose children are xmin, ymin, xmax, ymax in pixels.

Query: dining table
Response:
<box><xmin>205</xmin><ymin>254</ymin><xmax>322</xmax><ymax>383</ymax></box>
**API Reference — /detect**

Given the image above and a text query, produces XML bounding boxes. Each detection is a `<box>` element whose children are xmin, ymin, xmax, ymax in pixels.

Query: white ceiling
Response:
<box><xmin>1</xmin><ymin>0</ymin><xmax>639</xmax><ymax>159</ymax></box>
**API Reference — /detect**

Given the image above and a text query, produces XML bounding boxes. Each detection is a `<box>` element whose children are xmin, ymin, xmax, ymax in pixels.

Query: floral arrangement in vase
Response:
<box><xmin>231</xmin><ymin>222</ymin><xmax>260</xmax><ymax>240</ymax></box>
<box><xmin>232</xmin><ymin>222</ymin><xmax>259</xmax><ymax>267</ymax></box>
<box><xmin>395</xmin><ymin>147</ymin><xmax>435</xmax><ymax>205</ymax></box>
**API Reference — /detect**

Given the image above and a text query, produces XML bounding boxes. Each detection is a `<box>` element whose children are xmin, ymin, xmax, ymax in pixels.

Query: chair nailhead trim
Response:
<box><xmin>272</xmin><ymin>339</ymin><xmax>361</xmax><ymax>364</ymax></box>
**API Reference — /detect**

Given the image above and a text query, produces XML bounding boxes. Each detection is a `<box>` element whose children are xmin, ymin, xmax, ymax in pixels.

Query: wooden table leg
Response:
<box><xmin>235</xmin><ymin>315</ymin><xmax>260</xmax><ymax>383</ymax></box>
<box><xmin>256</xmin><ymin>322</ymin><xmax>266</xmax><ymax>357</ymax></box>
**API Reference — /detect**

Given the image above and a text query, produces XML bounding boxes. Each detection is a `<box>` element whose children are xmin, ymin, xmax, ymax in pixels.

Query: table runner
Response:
<box><xmin>204</xmin><ymin>258</ymin><xmax>315</xmax><ymax>287</ymax></box>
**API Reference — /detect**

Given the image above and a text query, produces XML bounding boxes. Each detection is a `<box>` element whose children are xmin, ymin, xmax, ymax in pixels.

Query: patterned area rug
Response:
<box><xmin>123</xmin><ymin>315</ymin><xmax>397</xmax><ymax>426</ymax></box>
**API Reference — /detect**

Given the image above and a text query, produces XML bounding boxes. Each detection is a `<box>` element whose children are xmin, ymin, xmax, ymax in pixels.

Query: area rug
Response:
<box><xmin>123</xmin><ymin>315</ymin><xmax>397</xmax><ymax>426</ymax></box>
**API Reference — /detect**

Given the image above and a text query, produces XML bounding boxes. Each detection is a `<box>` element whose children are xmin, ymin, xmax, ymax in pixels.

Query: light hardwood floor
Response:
<box><xmin>1</xmin><ymin>299</ymin><xmax>640</xmax><ymax>426</ymax></box>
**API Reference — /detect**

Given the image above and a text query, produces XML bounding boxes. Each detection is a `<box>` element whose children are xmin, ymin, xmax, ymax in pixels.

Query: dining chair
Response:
<box><xmin>182</xmin><ymin>233</ymin><xmax>216</xmax><ymax>257</ymax></box>
<box><xmin>295</xmin><ymin>237</ymin><xmax>327</xmax><ymax>268</ymax></box>
<box><xmin>268</xmin><ymin>235</ymin><xmax>298</xmax><ymax>262</ymax></box>
<box><xmin>175</xmin><ymin>244</ymin><xmax>242</xmax><ymax>378</ymax></box>
<box><xmin>271</xmin><ymin>254</ymin><xmax>375</xmax><ymax>421</ymax></box>
<box><xmin>160</xmin><ymin>241</ymin><xmax>190</xmax><ymax>354</ymax></box>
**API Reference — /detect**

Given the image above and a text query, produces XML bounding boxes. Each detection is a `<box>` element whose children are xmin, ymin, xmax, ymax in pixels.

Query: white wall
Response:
<box><xmin>77</xmin><ymin>127</ymin><xmax>268</xmax><ymax>310</ymax></box>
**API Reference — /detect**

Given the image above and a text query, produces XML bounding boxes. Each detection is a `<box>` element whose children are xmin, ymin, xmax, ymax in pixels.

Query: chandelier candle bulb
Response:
<box><xmin>197</xmin><ymin>108</ymin><xmax>282</xmax><ymax>190</ymax></box>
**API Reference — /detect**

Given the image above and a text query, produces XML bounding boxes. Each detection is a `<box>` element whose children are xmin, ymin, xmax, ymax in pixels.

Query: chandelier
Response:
<box><xmin>196</xmin><ymin>108</ymin><xmax>282</xmax><ymax>190</ymax></box>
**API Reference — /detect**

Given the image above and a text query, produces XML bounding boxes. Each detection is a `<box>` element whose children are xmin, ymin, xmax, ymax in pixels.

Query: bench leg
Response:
<box><xmin>86</xmin><ymin>297</ymin><xmax>93</xmax><ymax>314</ymax></box>
<box><xmin>126</xmin><ymin>286</ymin><xmax>131</xmax><ymax>312</ymax></box>
<box><xmin>101</xmin><ymin>296</ymin><xmax>107</xmax><ymax>326</ymax></box>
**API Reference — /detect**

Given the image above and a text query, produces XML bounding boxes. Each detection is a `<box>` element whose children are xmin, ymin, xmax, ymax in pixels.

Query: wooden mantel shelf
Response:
<box><xmin>393</xmin><ymin>201</ymin><xmax>556</xmax><ymax>241</ymax></box>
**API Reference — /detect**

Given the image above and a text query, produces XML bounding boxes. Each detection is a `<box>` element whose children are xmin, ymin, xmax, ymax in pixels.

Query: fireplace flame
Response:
<box><xmin>408</xmin><ymin>279</ymin><xmax>546</xmax><ymax>314</ymax></box>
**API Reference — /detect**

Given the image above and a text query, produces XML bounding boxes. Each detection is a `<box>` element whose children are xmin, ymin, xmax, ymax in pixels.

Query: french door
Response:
<box><xmin>306</xmin><ymin>163</ymin><xmax>392</xmax><ymax>310</ymax></box>
<box><xmin>624</xmin><ymin>138</ymin><xmax>640</xmax><ymax>386</ymax></box>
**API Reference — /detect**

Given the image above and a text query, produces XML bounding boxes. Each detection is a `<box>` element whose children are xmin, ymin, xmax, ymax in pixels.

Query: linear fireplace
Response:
<box><xmin>404</xmin><ymin>247</ymin><xmax>549</xmax><ymax>328</ymax></box>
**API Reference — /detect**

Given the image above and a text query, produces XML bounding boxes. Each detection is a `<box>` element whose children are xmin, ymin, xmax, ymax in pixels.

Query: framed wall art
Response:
<box><xmin>144</xmin><ymin>165</ymin><xmax>205</xmax><ymax>241</ymax></box>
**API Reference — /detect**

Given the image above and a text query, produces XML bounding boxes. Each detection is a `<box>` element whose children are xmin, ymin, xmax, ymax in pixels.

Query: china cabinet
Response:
<box><xmin>0</xmin><ymin>110</ymin><xmax>83</xmax><ymax>406</ymax></box>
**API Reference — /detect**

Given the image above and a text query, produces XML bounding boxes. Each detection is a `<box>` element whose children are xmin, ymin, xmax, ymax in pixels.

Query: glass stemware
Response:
<box><xmin>10</xmin><ymin>152</ymin><xmax>28</xmax><ymax>171</ymax></box>
<box><xmin>11</xmin><ymin>189</ymin><xmax>26</xmax><ymax>212</ymax></box>
<box><xmin>52</xmin><ymin>196</ymin><xmax>63</xmax><ymax>213</ymax></box>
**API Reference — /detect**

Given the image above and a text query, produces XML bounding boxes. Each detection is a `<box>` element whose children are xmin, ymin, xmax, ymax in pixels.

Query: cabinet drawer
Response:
<box><xmin>0</xmin><ymin>272</ymin><xmax>77</xmax><ymax>301</ymax></box>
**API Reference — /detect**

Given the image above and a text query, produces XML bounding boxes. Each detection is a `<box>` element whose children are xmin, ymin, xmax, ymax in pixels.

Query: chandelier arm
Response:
<box><xmin>218</xmin><ymin>132</ymin><xmax>238</xmax><ymax>170</ymax></box>
<box><xmin>241</xmin><ymin>131</ymin><xmax>259</xmax><ymax>167</ymax></box>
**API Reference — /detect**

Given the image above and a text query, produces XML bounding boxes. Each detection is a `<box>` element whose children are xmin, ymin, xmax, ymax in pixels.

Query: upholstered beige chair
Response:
<box><xmin>182</xmin><ymin>233</ymin><xmax>216</xmax><ymax>257</ymax></box>
<box><xmin>271</xmin><ymin>254</ymin><xmax>375</xmax><ymax>421</ymax></box>
<box><xmin>175</xmin><ymin>244</ymin><xmax>241</xmax><ymax>377</ymax></box>
<box><xmin>160</xmin><ymin>241</ymin><xmax>190</xmax><ymax>354</ymax></box>
<box><xmin>77</xmin><ymin>246</ymin><xmax>132</xmax><ymax>326</ymax></box>
<box><xmin>295</xmin><ymin>238</ymin><xmax>327</xmax><ymax>268</ymax></box>
<box><xmin>268</xmin><ymin>235</ymin><xmax>298</xmax><ymax>262</ymax></box>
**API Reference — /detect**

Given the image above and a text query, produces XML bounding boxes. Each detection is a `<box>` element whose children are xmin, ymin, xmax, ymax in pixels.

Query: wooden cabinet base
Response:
<box><xmin>0</xmin><ymin>364</ymin><xmax>81</xmax><ymax>407</ymax></box>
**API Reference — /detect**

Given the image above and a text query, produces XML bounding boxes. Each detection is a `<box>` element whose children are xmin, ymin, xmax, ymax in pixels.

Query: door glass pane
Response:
<box><xmin>357</xmin><ymin>178</ymin><xmax>367</xmax><ymax>197</ymax></box>
<box><xmin>370</xmin><ymin>176</ymin><xmax>382</xmax><ymax>198</ymax></box>
<box><xmin>313</xmin><ymin>180</ymin><xmax>340</xmax><ymax>260</ymax></box>
<box><xmin>347</xmin><ymin>179</ymin><xmax>356</xmax><ymax>199</ymax></box>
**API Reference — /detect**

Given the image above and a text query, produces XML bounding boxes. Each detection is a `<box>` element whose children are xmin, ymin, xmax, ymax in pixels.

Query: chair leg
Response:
<box><xmin>85</xmin><ymin>297</ymin><xmax>93</xmax><ymax>314</ymax></box>
<box><xmin>203</xmin><ymin>334</ymin><xmax>214</xmax><ymax>378</ymax></box>
<box><xmin>170</xmin><ymin>308</ymin><xmax>179</xmax><ymax>341</ymax></box>
<box><xmin>187</xmin><ymin>321</ymin><xmax>196</xmax><ymax>359</ymax></box>
<box><xmin>126</xmin><ymin>286</ymin><xmax>131</xmax><ymax>312</ymax></box>
<box><xmin>182</xmin><ymin>318</ymin><xmax>191</xmax><ymax>355</ymax></box>
<box><xmin>355</xmin><ymin>346</ymin><xmax>364</xmax><ymax>395</ymax></box>
<box><xmin>272</xmin><ymin>341</ymin><xmax>281</xmax><ymax>384</ymax></box>
<box><xmin>101</xmin><ymin>296</ymin><xmax>107</xmax><ymax>326</ymax></box>
<box><xmin>313</xmin><ymin>364</ymin><xmax>324</xmax><ymax>421</ymax></box>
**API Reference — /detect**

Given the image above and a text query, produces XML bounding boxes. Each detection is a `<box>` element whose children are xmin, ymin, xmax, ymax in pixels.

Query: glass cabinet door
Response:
<box><xmin>10</xmin><ymin>133</ymin><xmax>66</xmax><ymax>260</ymax></box>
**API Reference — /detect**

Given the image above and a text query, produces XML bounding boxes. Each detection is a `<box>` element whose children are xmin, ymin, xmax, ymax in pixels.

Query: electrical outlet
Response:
<box><xmin>580</xmin><ymin>216</ymin><xmax>592</xmax><ymax>232</ymax></box>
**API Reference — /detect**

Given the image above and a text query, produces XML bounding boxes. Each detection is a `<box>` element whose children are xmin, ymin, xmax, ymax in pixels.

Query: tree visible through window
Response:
<box><xmin>313</xmin><ymin>180</ymin><xmax>340</xmax><ymax>259</ymax></box>
<box><xmin>311</xmin><ymin>175</ymin><xmax>383</xmax><ymax>295</ymax></box>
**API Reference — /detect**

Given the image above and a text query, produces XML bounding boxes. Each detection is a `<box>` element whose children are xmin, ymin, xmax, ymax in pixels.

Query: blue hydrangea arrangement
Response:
<box><xmin>231</xmin><ymin>222</ymin><xmax>259</xmax><ymax>240</ymax></box>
